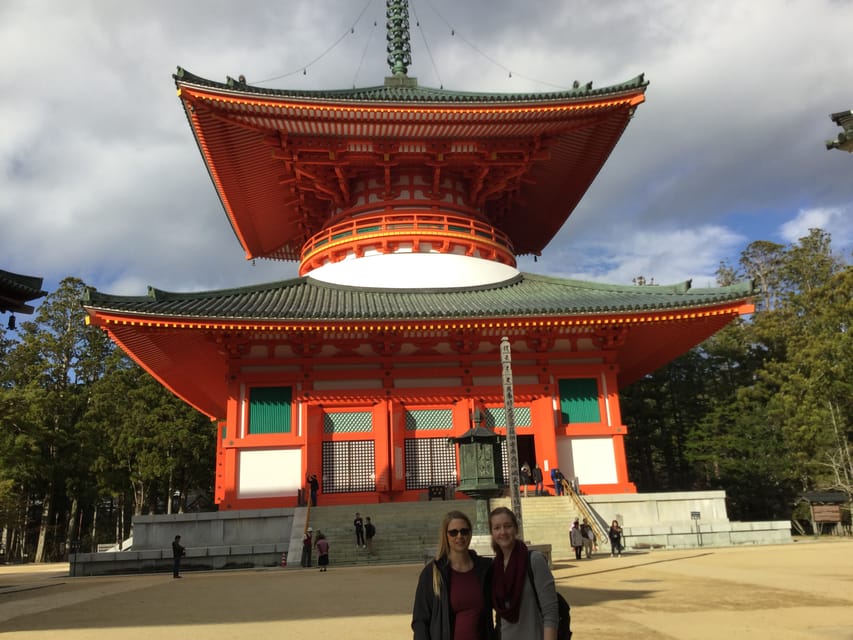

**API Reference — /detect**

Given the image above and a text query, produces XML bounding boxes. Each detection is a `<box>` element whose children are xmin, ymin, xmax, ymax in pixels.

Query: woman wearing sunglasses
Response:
<box><xmin>489</xmin><ymin>507</ymin><xmax>558</xmax><ymax>640</ymax></box>
<box><xmin>412</xmin><ymin>510</ymin><xmax>495</xmax><ymax>639</ymax></box>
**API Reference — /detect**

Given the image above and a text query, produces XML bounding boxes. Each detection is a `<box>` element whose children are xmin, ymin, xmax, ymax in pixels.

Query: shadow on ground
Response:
<box><xmin>0</xmin><ymin>563</ymin><xmax>660</xmax><ymax>633</ymax></box>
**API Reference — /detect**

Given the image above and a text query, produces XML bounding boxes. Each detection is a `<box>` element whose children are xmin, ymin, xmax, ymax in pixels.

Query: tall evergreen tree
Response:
<box><xmin>1</xmin><ymin>278</ymin><xmax>113</xmax><ymax>560</ymax></box>
<box><xmin>623</xmin><ymin>229</ymin><xmax>850</xmax><ymax>520</ymax></box>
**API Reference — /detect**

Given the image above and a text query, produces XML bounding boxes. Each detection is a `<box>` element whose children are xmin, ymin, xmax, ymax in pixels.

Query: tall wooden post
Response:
<box><xmin>500</xmin><ymin>336</ymin><xmax>523</xmax><ymax>540</ymax></box>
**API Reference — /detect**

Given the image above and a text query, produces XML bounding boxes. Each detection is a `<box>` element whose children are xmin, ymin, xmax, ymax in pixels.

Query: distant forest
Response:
<box><xmin>1</xmin><ymin>228</ymin><xmax>850</xmax><ymax>562</ymax></box>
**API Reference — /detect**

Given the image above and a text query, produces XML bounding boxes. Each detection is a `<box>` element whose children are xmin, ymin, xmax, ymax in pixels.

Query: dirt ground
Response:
<box><xmin>1</xmin><ymin>537</ymin><xmax>851</xmax><ymax>639</ymax></box>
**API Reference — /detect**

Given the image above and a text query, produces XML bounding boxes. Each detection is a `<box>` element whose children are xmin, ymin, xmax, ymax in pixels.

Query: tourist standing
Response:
<box><xmin>489</xmin><ymin>506</ymin><xmax>558</xmax><ymax>640</ymax></box>
<box><xmin>609</xmin><ymin>520</ymin><xmax>624</xmax><ymax>557</ymax></box>
<box><xmin>172</xmin><ymin>535</ymin><xmax>185</xmax><ymax>578</ymax></box>
<box><xmin>308</xmin><ymin>474</ymin><xmax>319</xmax><ymax>506</ymax></box>
<box><xmin>520</xmin><ymin>462</ymin><xmax>532</xmax><ymax>497</ymax></box>
<box><xmin>569</xmin><ymin>519</ymin><xmax>583</xmax><ymax>560</ymax></box>
<box><xmin>550</xmin><ymin>468</ymin><xmax>563</xmax><ymax>496</ymax></box>
<box><xmin>301</xmin><ymin>527</ymin><xmax>313</xmax><ymax>567</ymax></box>
<box><xmin>580</xmin><ymin>518</ymin><xmax>596</xmax><ymax>559</ymax></box>
<box><xmin>411</xmin><ymin>510</ymin><xmax>495</xmax><ymax>640</ymax></box>
<box><xmin>555</xmin><ymin>469</ymin><xmax>567</xmax><ymax>495</ymax></box>
<box><xmin>354</xmin><ymin>512</ymin><xmax>365</xmax><ymax>547</ymax></box>
<box><xmin>365</xmin><ymin>516</ymin><xmax>376</xmax><ymax>555</ymax></box>
<box><xmin>533</xmin><ymin>464</ymin><xmax>544</xmax><ymax>496</ymax></box>
<box><xmin>315</xmin><ymin>531</ymin><xmax>330</xmax><ymax>572</ymax></box>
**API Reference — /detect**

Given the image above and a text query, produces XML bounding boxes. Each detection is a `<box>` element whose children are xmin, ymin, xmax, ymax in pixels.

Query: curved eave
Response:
<box><xmin>175</xmin><ymin>70</ymin><xmax>647</xmax><ymax>260</ymax></box>
<box><xmin>83</xmin><ymin>301</ymin><xmax>751</xmax><ymax>420</ymax></box>
<box><xmin>0</xmin><ymin>269</ymin><xmax>47</xmax><ymax>314</ymax></box>
<box><xmin>83</xmin><ymin>275</ymin><xmax>751</xmax><ymax>417</ymax></box>
<box><xmin>174</xmin><ymin>67</ymin><xmax>648</xmax><ymax>105</ymax></box>
<box><xmin>85</xmin><ymin>299</ymin><xmax>753</xmax><ymax>337</ymax></box>
<box><xmin>81</xmin><ymin>274</ymin><xmax>753</xmax><ymax>322</ymax></box>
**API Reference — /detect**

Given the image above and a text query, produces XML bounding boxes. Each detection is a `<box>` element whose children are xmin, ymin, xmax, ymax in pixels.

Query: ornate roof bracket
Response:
<box><xmin>424</xmin><ymin>156</ymin><xmax>447</xmax><ymax>199</ymax></box>
<box><xmin>213</xmin><ymin>333</ymin><xmax>250</xmax><ymax>358</ymax></box>
<box><xmin>371</xmin><ymin>333</ymin><xmax>402</xmax><ymax>357</ymax></box>
<box><xmin>469</xmin><ymin>165</ymin><xmax>490</xmax><ymax>206</ymax></box>
<box><xmin>525</xmin><ymin>330</ymin><xmax>557</xmax><ymax>353</ymax></box>
<box><xmin>450</xmin><ymin>331</ymin><xmax>480</xmax><ymax>355</ymax></box>
<box><xmin>288</xmin><ymin>332</ymin><xmax>324</xmax><ymax>357</ymax></box>
<box><xmin>477</xmin><ymin>166</ymin><xmax>529</xmax><ymax>208</ymax></box>
<box><xmin>593</xmin><ymin>326</ymin><xmax>628</xmax><ymax>349</ymax></box>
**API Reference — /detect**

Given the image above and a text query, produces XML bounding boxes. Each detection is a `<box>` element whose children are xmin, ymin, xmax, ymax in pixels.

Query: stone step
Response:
<box><xmin>299</xmin><ymin>496</ymin><xmax>584</xmax><ymax>566</ymax></box>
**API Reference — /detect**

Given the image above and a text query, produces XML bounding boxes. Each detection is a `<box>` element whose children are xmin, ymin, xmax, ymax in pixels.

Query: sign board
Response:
<box><xmin>812</xmin><ymin>505</ymin><xmax>842</xmax><ymax>522</ymax></box>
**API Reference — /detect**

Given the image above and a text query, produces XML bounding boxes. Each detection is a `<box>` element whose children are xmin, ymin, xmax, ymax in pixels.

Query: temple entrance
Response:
<box><xmin>517</xmin><ymin>435</ymin><xmax>536</xmax><ymax>471</ymax></box>
<box><xmin>498</xmin><ymin>434</ymin><xmax>537</xmax><ymax>486</ymax></box>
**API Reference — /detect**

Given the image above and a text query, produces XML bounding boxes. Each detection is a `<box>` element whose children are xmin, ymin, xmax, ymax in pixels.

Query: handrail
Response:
<box><xmin>563</xmin><ymin>480</ymin><xmax>609</xmax><ymax>549</ymax></box>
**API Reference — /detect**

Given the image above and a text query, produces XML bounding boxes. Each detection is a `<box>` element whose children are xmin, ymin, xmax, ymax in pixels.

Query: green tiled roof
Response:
<box><xmin>174</xmin><ymin>68</ymin><xmax>648</xmax><ymax>105</ymax></box>
<box><xmin>82</xmin><ymin>273</ymin><xmax>754</xmax><ymax>322</ymax></box>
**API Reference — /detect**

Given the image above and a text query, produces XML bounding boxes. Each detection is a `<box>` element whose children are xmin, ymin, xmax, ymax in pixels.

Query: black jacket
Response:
<box><xmin>412</xmin><ymin>550</ymin><xmax>495</xmax><ymax>640</ymax></box>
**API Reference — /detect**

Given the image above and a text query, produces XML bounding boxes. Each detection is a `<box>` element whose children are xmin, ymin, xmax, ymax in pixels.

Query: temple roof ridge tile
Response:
<box><xmin>82</xmin><ymin>273</ymin><xmax>755</xmax><ymax>321</ymax></box>
<box><xmin>174</xmin><ymin>67</ymin><xmax>647</xmax><ymax>104</ymax></box>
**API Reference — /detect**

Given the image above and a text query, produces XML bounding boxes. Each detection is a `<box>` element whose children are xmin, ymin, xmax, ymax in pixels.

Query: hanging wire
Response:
<box><xmin>410</xmin><ymin>0</ymin><xmax>444</xmax><ymax>89</ymax></box>
<box><xmin>422</xmin><ymin>0</ymin><xmax>572</xmax><ymax>91</ymax></box>
<box><xmin>253</xmin><ymin>0</ymin><xmax>376</xmax><ymax>85</ymax></box>
<box><xmin>352</xmin><ymin>19</ymin><xmax>380</xmax><ymax>87</ymax></box>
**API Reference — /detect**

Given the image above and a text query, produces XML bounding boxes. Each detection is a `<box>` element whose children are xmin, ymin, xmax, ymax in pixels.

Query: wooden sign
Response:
<box><xmin>811</xmin><ymin>505</ymin><xmax>842</xmax><ymax>522</ymax></box>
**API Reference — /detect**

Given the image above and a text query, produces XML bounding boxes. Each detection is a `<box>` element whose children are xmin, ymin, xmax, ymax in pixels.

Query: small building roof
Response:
<box><xmin>0</xmin><ymin>269</ymin><xmax>47</xmax><ymax>314</ymax></box>
<box><xmin>800</xmin><ymin>491</ymin><xmax>849</xmax><ymax>504</ymax></box>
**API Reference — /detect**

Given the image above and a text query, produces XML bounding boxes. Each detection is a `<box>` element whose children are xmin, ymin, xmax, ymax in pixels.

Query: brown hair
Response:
<box><xmin>488</xmin><ymin>506</ymin><xmax>519</xmax><ymax>554</ymax></box>
<box><xmin>432</xmin><ymin>510</ymin><xmax>473</xmax><ymax>596</ymax></box>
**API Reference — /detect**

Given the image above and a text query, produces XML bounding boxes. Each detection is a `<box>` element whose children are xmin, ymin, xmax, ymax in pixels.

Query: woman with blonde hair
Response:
<box><xmin>411</xmin><ymin>510</ymin><xmax>495</xmax><ymax>640</ymax></box>
<box><xmin>489</xmin><ymin>506</ymin><xmax>558</xmax><ymax>640</ymax></box>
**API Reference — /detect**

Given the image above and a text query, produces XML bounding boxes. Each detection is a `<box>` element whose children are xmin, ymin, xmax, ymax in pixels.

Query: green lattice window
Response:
<box><xmin>323</xmin><ymin>411</ymin><xmax>372</xmax><ymax>433</ymax></box>
<box><xmin>248</xmin><ymin>386</ymin><xmax>292</xmax><ymax>434</ymax></box>
<box><xmin>484</xmin><ymin>406</ymin><xmax>531</xmax><ymax>428</ymax></box>
<box><xmin>558</xmin><ymin>378</ymin><xmax>600</xmax><ymax>423</ymax></box>
<box><xmin>405</xmin><ymin>409</ymin><xmax>453</xmax><ymax>431</ymax></box>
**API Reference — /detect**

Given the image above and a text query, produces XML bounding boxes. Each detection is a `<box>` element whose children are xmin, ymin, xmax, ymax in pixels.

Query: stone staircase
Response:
<box><xmin>301</xmin><ymin>495</ymin><xmax>583</xmax><ymax>567</ymax></box>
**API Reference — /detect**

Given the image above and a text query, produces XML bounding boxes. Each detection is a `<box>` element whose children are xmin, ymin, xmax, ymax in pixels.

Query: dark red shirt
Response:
<box><xmin>450</xmin><ymin>567</ymin><xmax>485</xmax><ymax>640</ymax></box>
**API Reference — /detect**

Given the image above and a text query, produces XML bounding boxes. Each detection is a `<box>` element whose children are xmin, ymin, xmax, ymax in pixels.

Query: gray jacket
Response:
<box><xmin>496</xmin><ymin>551</ymin><xmax>559</xmax><ymax>640</ymax></box>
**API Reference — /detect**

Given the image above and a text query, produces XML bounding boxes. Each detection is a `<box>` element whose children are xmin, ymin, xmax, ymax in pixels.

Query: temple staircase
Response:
<box><xmin>296</xmin><ymin>495</ymin><xmax>584</xmax><ymax>568</ymax></box>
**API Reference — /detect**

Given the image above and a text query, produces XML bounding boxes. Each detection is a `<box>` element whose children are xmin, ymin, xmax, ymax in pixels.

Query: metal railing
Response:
<box><xmin>563</xmin><ymin>480</ymin><xmax>610</xmax><ymax>549</ymax></box>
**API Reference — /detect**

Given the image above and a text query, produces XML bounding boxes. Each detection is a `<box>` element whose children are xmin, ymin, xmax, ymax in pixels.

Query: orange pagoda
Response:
<box><xmin>83</xmin><ymin>2</ymin><xmax>754</xmax><ymax>510</ymax></box>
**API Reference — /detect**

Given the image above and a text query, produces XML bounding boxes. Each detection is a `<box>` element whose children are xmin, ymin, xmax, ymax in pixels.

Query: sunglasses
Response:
<box><xmin>447</xmin><ymin>528</ymin><xmax>471</xmax><ymax>537</ymax></box>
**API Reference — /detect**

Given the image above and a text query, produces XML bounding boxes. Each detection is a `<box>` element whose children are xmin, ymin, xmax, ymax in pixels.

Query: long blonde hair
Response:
<box><xmin>432</xmin><ymin>510</ymin><xmax>473</xmax><ymax>596</ymax></box>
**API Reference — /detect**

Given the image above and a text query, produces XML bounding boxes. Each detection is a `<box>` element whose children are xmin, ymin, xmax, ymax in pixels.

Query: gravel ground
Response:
<box><xmin>1</xmin><ymin>537</ymin><xmax>851</xmax><ymax>639</ymax></box>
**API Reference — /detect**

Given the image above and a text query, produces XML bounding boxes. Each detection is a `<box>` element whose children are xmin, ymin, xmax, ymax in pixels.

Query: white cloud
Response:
<box><xmin>522</xmin><ymin>224</ymin><xmax>745</xmax><ymax>288</ymax></box>
<box><xmin>779</xmin><ymin>206</ymin><xmax>853</xmax><ymax>249</ymax></box>
<box><xmin>1</xmin><ymin>0</ymin><xmax>851</xmax><ymax>300</ymax></box>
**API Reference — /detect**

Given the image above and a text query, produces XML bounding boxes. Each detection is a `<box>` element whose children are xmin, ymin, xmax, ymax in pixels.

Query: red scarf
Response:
<box><xmin>492</xmin><ymin>540</ymin><xmax>529</xmax><ymax>623</ymax></box>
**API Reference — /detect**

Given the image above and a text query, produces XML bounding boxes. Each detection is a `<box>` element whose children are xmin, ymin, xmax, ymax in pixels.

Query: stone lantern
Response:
<box><xmin>450</xmin><ymin>409</ymin><xmax>504</xmax><ymax>537</ymax></box>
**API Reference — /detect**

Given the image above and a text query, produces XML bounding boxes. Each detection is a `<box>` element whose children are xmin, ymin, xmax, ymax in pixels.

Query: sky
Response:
<box><xmin>2</xmin><ymin>0</ymin><xmax>852</xmax><ymax>305</ymax></box>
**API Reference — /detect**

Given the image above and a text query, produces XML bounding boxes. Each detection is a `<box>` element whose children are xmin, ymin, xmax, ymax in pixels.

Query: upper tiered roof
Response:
<box><xmin>174</xmin><ymin>68</ymin><xmax>647</xmax><ymax>262</ymax></box>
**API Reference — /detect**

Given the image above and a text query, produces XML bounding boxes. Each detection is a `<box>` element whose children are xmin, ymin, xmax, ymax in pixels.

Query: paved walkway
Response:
<box><xmin>1</xmin><ymin>538</ymin><xmax>851</xmax><ymax>639</ymax></box>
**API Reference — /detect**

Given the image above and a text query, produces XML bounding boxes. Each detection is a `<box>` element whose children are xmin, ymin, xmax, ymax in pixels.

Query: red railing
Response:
<box><xmin>300</xmin><ymin>211</ymin><xmax>514</xmax><ymax>261</ymax></box>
